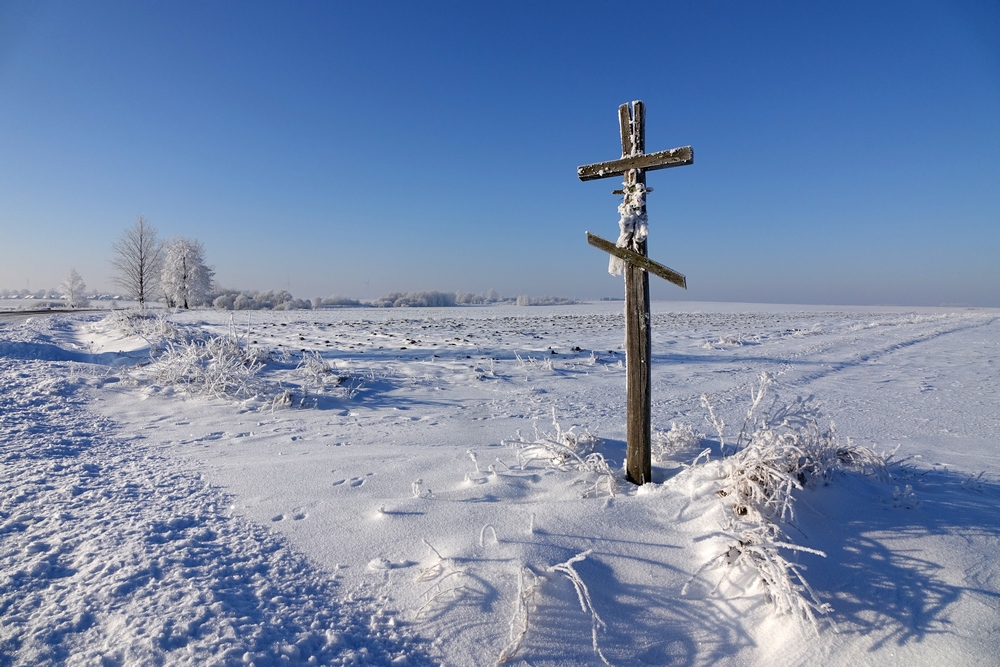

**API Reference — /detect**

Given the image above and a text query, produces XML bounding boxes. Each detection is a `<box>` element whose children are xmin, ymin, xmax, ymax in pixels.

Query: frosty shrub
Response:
<box><xmin>146</xmin><ymin>334</ymin><xmax>265</xmax><ymax>400</ymax></box>
<box><xmin>254</xmin><ymin>290</ymin><xmax>294</xmax><ymax>309</ymax></box>
<box><xmin>213</xmin><ymin>295</ymin><xmax>235</xmax><ymax>310</ymax></box>
<box><xmin>688</xmin><ymin>382</ymin><xmax>892</xmax><ymax>630</ymax></box>
<box><xmin>373</xmin><ymin>291</ymin><xmax>457</xmax><ymax>308</ymax></box>
<box><xmin>296</xmin><ymin>350</ymin><xmax>344</xmax><ymax>389</ymax></box>
<box><xmin>368</xmin><ymin>290</ymin><xmax>560</xmax><ymax>307</ymax></box>
<box><xmin>313</xmin><ymin>295</ymin><xmax>364</xmax><ymax>308</ymax></box>
<box><xmin>271</xmin><ymin>389</ymin><xmax>293</xmax><ymax>410</ymax></box>
<box><xmin>233</xmin><ymin>293</ymin><xmax>254</xmax><ymax>310</ymax></box>
<box><xmin>102</xmin><ymin>309</ymin><xmax>179</xmax><ymax>352</ymax></box>
<box><xmin>454</xmin><ymin>291</ymin><xmax>485</xmax><ymax>305</ymax></box>
<box><xmin>515</xmin><ymin>295</ymin><xmax>578</xmax><ymax>306</ymax></box>
<box><xmin>273</xmin><ymin>298</ymin><xmax>312</xmax><ymax>310</ymax></box>
<box><xmin>503</xmin><ymin>408</ymin><xmax>613</xmax><ymax>497</ymax></box>
<box><xmin>211</xmin><ymin>289</ymin><xmax>324</xmax><ymax>311</ymax></box>
<box><xmin>652</xmin><ymin>422</ymin><xmax>701</xmax><ymax>463</ymax></box>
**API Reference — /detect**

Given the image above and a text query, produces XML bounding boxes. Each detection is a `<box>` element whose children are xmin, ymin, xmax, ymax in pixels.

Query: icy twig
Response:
<box><xmin>496</xmin><ymin>566</ymin><xmax>540</xmax><ymax>665</ymax></box>
<box><xmin>546</xmin><ymin>550</ymin><xmax>613</xmax><ymax>666</ymax></box>
<box><xmin>701</xmin><ymin>393</ymin><xmax>726</xmax><ymax>452</ymax></box>
<box><xmin>480</xmin><ymin>524</ymin><xmax>499</xmax><ymax>547</ymax></box>
<box><xmin>735</xmin><ymin>371</ymin><xmax>773</xmax><ymax>452</ymax></box>
<box><xmin>414</xmin><ymin>570</ymin><xmax>470</xmax><ymax>621</ymax></box>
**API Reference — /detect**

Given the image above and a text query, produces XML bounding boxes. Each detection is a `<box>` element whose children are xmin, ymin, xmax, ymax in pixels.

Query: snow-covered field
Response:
<box><xmin>2</xmin><ymin>302</ymin><xmax>998</xmax><ymax>666</ymax></box>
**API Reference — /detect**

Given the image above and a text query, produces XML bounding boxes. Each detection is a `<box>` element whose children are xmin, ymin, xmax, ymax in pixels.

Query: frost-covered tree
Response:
<box><xmin>60</xmin><ymin>268</ymin><xmax>89</xmax><ymax>308</ymax></box>
<box><xmin>110</xmin><ymin>215</ymin><xmax>162</xmax><ymax>308</ymax></box>
<box><xmin>161</xmin><ymin>237</ymin><xmax>214</xmax><ymax>309</ymax></box>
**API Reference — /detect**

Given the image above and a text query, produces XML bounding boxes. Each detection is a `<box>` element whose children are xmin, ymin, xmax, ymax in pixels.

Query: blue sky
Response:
<box><xmin>1</xmin><ymin>1</ymin><xmax>998</xmax><ymax>306</ymax></box>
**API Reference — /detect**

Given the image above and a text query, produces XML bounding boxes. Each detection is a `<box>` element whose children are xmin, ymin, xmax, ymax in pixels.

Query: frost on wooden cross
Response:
<box><xmin>578</xmin><ymin>100</ymin><xmax>693</xmax><ymax>485</ymax></box>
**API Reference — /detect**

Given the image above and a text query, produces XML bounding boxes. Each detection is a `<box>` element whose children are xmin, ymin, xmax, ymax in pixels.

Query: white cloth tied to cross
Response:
<box><xmin>609</xmin><ymin>184</ymin><xmax>649</xmax><ymax>276</ymax></box>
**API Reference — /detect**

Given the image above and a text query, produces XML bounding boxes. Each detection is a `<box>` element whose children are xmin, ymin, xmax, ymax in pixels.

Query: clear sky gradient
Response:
<box><xmin>2</xmin><ymin>1</ymin><xmax>998</xmax><ymax>306</ymax></box>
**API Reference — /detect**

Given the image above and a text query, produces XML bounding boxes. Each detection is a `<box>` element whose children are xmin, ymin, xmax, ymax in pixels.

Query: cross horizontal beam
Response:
<box><xmin>577</xmin><ymin>146</ymin><xmax>693</xmax><ymax>181</ymax></box>
<box><xmin>586</xmin><ymin>232</ymin><xmax>687</xmax><ymax>289</ymax></box>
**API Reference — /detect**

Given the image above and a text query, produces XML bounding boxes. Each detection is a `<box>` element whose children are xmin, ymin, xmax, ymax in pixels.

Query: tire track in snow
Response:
<box><xmin>647</xmin><ymin>312</ymin><xmax>998</xmax><ymax>436</ymax></box>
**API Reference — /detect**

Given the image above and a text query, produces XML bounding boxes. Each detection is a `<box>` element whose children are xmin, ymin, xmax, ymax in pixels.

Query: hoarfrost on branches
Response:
<box><xmin>161</xmin><ymin>237</ymin><xmax>214</xmax><ymax>309</ymax></box>
<box><xmin>60</xmin><ymin>267</ymin><xmax>89</xmax><ymax>308</ymax></box>
<box><xmin>110</xmin><ymin>215</ymin><xmax>162</xmax><ymax>308</ymax></box>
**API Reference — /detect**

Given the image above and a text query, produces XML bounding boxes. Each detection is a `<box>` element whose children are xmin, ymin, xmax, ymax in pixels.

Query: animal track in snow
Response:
<box><xmin>332</xmin><ymin>472</ymin><xmax>375</xmax><ymax>488</ymax></box>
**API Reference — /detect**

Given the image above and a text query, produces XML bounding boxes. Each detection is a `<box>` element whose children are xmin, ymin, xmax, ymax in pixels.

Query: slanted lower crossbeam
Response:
<box><xmin>586</xmin><ymin>232</ymin><xmax>687</xmax><ymax>289</ymax></box>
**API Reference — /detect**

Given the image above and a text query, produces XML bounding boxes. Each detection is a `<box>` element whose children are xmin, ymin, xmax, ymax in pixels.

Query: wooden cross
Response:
<box><xmin>578</xmin><ymin>100</ymin><xmax>693</xmax><ymax>485</ymax></box>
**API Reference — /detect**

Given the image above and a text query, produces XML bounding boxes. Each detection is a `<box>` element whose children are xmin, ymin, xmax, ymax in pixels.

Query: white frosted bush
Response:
<box><xmin>296</xmin><ymin>350</ymin><xmax>344</xmax><ymax>389</ymax></box>
<box><xmin>213</xmin><ymin>295</ymin><xmax>235</xmax><ymax>310</ymax></box>
<box><xmin>515</xmin><ymin>295</ymin><xmax>578</xmax><ymax>306</ymax></box>
<box><xmin>101</xmin><ymin>310</ymin><xmax>179</xmax><ymax>352</ymax></box>
<box><xmin>315</xmin><ymin>295</ymin><xmax>364</xmax><ymax>307</ymax></box>
<box><xmin>146</xmin><ymin>334</ymin><xmax>265</xmax><ymax>400</ymax></box>
<box><xmin>652</xmin><ymin>422</ymin><xmax>701</xmax><ymax>463</ymax></box>
<box><xmin>689</xmin><ymin>386</ymin><xmax>892</xmax><ymax>630</ymax></box>
<box><xmin>503</xmin><ymin>408</ymin><xmax>613</xmax><ymax>497</ymax></box>
<box><xmin>273</xmin><ymin>298</ymin><xmax>311</xmax><ymax>310</ymax></box>
<box><xmin>373</xmin><ymin>291</ymin><xmax>457</xmax><ymax>308</ymax></box>
<box><xmin>233</xmin><ymin>294</ymin><xmax>255</xmax><ymax>310</ymax></box>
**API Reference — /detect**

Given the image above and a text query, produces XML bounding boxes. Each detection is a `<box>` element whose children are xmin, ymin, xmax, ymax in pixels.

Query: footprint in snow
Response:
<box><xmin>333</xmin><ymin>472</ymin><xmax>375</xmax><ymax>488</ymax></box>
<box><xmin>366</xmin><ymin>558</ymin><xmax>417</xmax><ymax>571</ymax></box>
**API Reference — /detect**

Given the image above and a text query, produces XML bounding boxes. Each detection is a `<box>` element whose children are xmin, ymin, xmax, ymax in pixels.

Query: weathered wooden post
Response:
<box><xmin>578</xmin><ymin>101</ymin><xmax>693</xmax><ymax>485</ymax></box>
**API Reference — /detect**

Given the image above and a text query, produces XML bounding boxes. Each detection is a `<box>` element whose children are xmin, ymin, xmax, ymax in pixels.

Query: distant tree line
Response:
<box><xmin>3</xmin><ymin>216</ymin><xmax>578</xmax><ymax>311</ymax></box>
<box><xmin>208</xmin><ymin>290</ymin><xmax>577</xmax><ymax>310</ymax></box>
<box><xmin>369</xmin><ymin>291</ymin><xmax>578</xmax><ymax>308</ymax></box>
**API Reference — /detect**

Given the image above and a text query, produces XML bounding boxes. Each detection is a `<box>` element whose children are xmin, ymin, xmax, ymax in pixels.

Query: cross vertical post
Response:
<box><xmin>578</xmin><ymin>101</ymin><xmax>693</xmax><ymax>485</ymax></box>
<box><xmin>622</xmin><ymin>102</ymin><xmax>652</xmax><ymax>485</ymax></box>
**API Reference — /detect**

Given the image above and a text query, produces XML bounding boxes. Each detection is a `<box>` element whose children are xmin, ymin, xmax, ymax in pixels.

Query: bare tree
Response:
<box><xmin>60</xmin><ymin>267</ymin><xmax>89</xmax><ymax>308</ymax></box>
<box><xmin>110</xmin><ymin>215</ymin><xmax>162</xmax><ymax>308</ymax></box>
<box><xmin>161</xmin><ymin>237</ymin><xmax>214</xmax><ymax>309</ymax></box>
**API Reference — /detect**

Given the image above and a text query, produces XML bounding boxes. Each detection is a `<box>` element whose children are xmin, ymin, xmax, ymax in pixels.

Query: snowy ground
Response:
<box><xmin>2</xmin><ymin>302</ymin><xmax>998</xmax><ymax>666</ymax></box>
